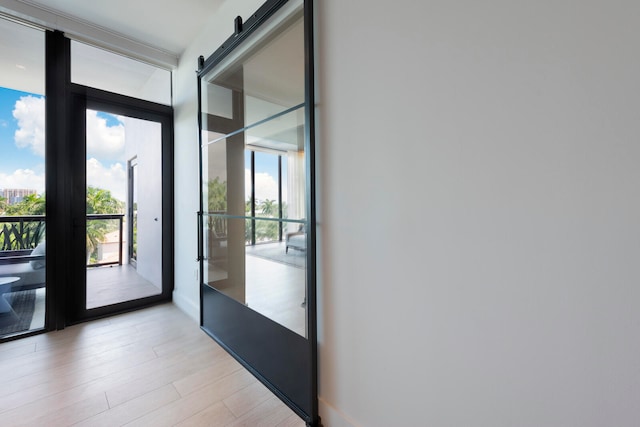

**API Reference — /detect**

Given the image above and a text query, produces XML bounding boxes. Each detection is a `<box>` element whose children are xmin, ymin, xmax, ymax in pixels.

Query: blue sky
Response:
<box><xmin>1</xmin><ymin>85</ymin><xmax>126</xmax><ymax>200</ymax></box>
<box><xmin>0</xmin><ymin>86</ymin><xmax>44</xmax><ymax>176</ymax></box>
<box><xmin>244</xmin><ymin>149</ymin><xmax>287</xmax><ymax>203</ymax></box>
<box><xmin>0</xmin><ymin>86</ymin><xmax>46</xmax><ymax>194</ymax></box>
<box><xmin>2</xmin><ymin>84</ymin><xmax>283</xmax><ymax>204</ymax></box>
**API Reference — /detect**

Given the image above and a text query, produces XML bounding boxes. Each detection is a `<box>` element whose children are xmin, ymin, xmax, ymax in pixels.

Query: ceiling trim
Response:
<box><xmin>0</xmin><ymin>0</ymin><xmax>178</xmax><ymax>69</ymax></box>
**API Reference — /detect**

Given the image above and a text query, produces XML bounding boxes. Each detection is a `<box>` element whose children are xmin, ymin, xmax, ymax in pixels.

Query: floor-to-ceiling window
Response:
<box><xmin>1</xmin><ymin>23</ymin><xmax>173</xmax><ymax>339</ymax></box>
<box><xmin>245</xmin><ymin>149</ymin><xmax>287</xmax><ymax>245</ymax></box>
<box><xmin>0</xmin><ymin>17</ymin><xmax>46</xmax><ymax>340</ymax></box>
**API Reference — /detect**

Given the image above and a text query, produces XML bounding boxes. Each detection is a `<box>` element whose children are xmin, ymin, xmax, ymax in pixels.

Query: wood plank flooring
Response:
<box><xmin>0</xmin><ymin>303</ymin><xmax>304</xmax><ymax>426</ymax></box>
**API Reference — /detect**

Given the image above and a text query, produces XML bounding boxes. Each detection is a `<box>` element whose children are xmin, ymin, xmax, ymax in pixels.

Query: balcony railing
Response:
<box><xmin>87</xmin><ymin>214</ymin><xmax>124</xmax><ymax>268</ymax></box>
<box><xmin>0</xmin><ymin>214</ymin><xmax>124</xmax><ymax>267</ymax></box>
<box><xmin>0</xmin><ymin>215</ymin><xmax>45</xmax><ymax>251</ymax></box>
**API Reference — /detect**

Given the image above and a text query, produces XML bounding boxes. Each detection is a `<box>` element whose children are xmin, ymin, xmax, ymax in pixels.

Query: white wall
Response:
<box><xmin>175</xmin><ymin>1</ymin><xmax>640</xmax><ymax>426</ymax></box>
<box><xmin>173</xmin><ymin>0</ymin><xmax>263</xmax><ymax>318</ymax></box>
<box><xmin>123</xmin><ymin>117</ymin><xmax>163</xmax><ymax>288</ymax></box>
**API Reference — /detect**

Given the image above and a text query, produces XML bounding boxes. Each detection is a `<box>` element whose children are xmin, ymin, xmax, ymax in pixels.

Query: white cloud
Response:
<box><xmin>13</xmin><ymin>95</ymin><xmax>45</xmax><ymax>157</ymax></box>
<box><xmin>0</xmin><ymin>161</ymin><xmax>125</xmax><ymax>202</ymax></box>
<box><xmin>244</xmin><ymin>169</ymin><xmax>286</xmax><ymax>202</ymax></box>
<box><xmin>86</xmin><ymin>110</ymin><xmax>125</xmax><ymax>161</ymax></box>
<box><xmin>86</xmin><ymin>158</ymin><xmax>126</xmax><ymax>202</ymax></box>
<box><xmin>10</xmin><ymin>102</ymin><xmax>124</xmax><ymax>162</ymax></box>
<box><xmin>0</xmin><ymin>169</ymin><xmax>45</xmax><ymax>194</ymax></box>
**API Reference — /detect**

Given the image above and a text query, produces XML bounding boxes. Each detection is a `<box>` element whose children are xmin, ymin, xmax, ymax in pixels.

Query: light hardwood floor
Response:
<box><xmin>0</xmin><ymin>303</ymin><xmax>304</xmax><ymax>427</ymax></box>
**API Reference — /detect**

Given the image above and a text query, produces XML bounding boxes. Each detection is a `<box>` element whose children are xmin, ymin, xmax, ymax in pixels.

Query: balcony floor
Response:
<box><xmin>87</xmin><ymin>264</ymin><xmax>161</xmax><ymax>309</ymax></box>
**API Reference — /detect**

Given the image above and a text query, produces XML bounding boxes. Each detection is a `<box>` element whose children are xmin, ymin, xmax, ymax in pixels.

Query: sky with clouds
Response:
<box><xmin>0</xmin><ymin>86</ymin><xmax>127</xmax><ymax>201</ymax></box>
<box><xmin>244</xmin><ymin>151</ymin><xmax>287</xmax><ymax>204</ymax></box>
<box><xmin>1</xmin><ymin>85</ymin><xmax>283</xmax><ymax>207</ymax></box>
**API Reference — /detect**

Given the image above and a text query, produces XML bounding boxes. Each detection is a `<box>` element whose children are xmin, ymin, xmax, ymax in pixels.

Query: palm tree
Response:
<box><xmin>207</xmin><ymin>178</ymin><xmax>227</xmax><ymax>212</ymax></box>
<box><xmin>86</xmin><ymin>186</ymin><xmax>124</xmax><ymax>215</ymax></box>
<box><xmin>260</xmin><ymin>199</ymin><xmax>277</xmax><ymax>217</ymax></box>
<box><xmin>85</xmin><ymin>186</ymin><xmax>124</xmax><ymax>262</ymax></box>
<box><xmin>5</xmin><ymin>193</ymin><xmax>46</xmax><ymax>215</ymax></box>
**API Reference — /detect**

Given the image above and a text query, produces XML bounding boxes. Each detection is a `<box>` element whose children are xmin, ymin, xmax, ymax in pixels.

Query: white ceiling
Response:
<box><xmin>0</xmin><ymin>0</ymin><xmax>226</xmax><ymax>67</ymax></box>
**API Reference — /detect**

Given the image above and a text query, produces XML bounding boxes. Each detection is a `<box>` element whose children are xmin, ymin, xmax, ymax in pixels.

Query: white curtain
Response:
<box><xmin>286</xmin><ymin>150</ymin><xmax>305</xmax><ymax>232</ymax></box>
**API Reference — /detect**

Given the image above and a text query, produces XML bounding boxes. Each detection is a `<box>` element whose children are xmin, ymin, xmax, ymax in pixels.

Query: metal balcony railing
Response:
<box><xmin>0</xmin><ymin>215</ymin><xmax>46</xmax><ymax>252</ymax></box>
<box><xmin>86</xmin><ymin>214</ymin><xmax>124</xmax><ymax>268</ymax></box>
<box><xmin>0</xmin><ymin>214</ymin><xmax>124</xmax><ymax>267</ymax></box>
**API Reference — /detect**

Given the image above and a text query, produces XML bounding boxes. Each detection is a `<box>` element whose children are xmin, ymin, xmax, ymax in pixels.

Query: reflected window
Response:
<box><xmin>200</xmin><ymin>7</ymin><xmax>307</xmax><ymax>336</ymax></box>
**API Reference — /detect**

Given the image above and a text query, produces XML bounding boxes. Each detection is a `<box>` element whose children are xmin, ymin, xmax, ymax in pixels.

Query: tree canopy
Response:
<box><xmin>3</xmin><ymin>193</ymin><xmax>46</xmax><ymax>216</ymax></box>
<box><xmin>0</xmin><ymin>187</ymin><xmax>125</xmax><ymax>260</ymax></box>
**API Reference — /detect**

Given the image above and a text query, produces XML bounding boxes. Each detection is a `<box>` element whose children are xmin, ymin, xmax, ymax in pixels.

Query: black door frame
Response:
<box><xmin>45</xmin><ymin>31</ymin><xmax>174</xmax><ymax>327</ymax></box>
<box><xmin>128</xmin><ymin>156</ymin><xmax>138</xmax><ymax>268</ymax></box>
<box><xmin>68</xmin><ymin>86</ymin><xmax>174</xmax><ymax>323</ymax></box>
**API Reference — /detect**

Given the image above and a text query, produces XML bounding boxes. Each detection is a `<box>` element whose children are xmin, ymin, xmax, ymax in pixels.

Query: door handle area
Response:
<box><xmin>196</xmin><ymin>212</ymin><xmax>203</xmax><ymax>262</ymax></box>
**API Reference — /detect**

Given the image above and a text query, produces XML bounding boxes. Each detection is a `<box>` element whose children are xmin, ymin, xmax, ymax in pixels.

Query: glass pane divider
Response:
<box><xmin>204</xmin><ymin>213</ymin><xmax>305</xmax><ymax>224</ymax></box>
<box><xmin>202</xmin><ymin>102</ymin><xmax>305</xmax><ymax>147</ymax></box>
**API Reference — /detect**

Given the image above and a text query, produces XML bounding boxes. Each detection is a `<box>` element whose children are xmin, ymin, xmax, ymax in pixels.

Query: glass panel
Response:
<box><xmin>202</xmin><ymin>9</ymin><xmax>304</xmax><ymax>132</ymax></box>
<box><xmin>71</xmin><ymin>41</ymin><xmax>171</xmax><ymax>105</ymax></box>
<box><xmin>203</xmin><ymin>216</ymin><xmax>307</xmax><ymax>336</ymax></box>
<box><xmin>202</xmin><ymin>83</ymin><xmax>234</xmax><ymax>120</ymax></box>
<box><xmin>85</xmin><ymin>110</ymin><xmax>162</xmax><ymax>309</ymax></box>
<box><xmin>0</xmin><ymin>17</ymin><xmax>46</xmax><ymax>338</ymax></box>
<box><xmin>201</xmin><ymin>100</ymin><xmax>307</xmax><ymax>336</ymax></box>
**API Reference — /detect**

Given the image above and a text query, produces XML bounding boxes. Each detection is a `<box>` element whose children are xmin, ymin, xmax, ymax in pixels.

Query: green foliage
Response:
<box><xmin>255</xmin><ymin>219</ymin><xmax>279</xmax><ymax>242</ymax></box>
<box><xmin>85</xmin><ymin>186</ymin><xmax>125</xmax><ymax>262</ymax></box>
<box><xmin>207</xmin><ymin>178</ymin><xmax>227</xmax><ymax>239</ymax></box>
<box><xmin>207</xmin><ymin>178</ymin><xmax>227</xmax><ymax>212</ymax></box>
<box><xmin>86</xmin><ymin>186</ymin><xmax>124</xmax><ymax>214</ymax></box>
<box><xmin>0</xmin><ymin>220</ymin><xmax>45</xmax><ymax>251</ymax></box>
<box><xmin>260</xmin><ymin>199</ymin><xmax>277</xmax><ymax>217</ymax></box>
<box><xmin>5</xmin><ymin>193</ymin><xmax>46</xmax><ymax>216</ymax></box>
<box><xmin>205</xmin><ymin>178</ymin><xmax>289</xmax><ymax>244</ymax></box>
<box><xmin>0</xmin><ymin>194</ymin><xmax>47</xmax><ymax>250</ymax></box>
<box><xmin>0</xmin><ymin>187</ymin><xmax>124</xmax><ymax>260</ymax></box>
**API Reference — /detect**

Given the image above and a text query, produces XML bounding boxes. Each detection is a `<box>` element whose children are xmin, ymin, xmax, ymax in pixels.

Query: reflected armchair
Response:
<box><xmin>285</xmin><ymin>225</ymin><xmax>306</xmax><ymax>254</ymax></box>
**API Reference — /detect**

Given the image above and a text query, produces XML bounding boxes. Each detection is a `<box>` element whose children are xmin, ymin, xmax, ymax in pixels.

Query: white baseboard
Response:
<box><xmin>319</xmin><ymin>397</ymin><xmax>358</xmax><ymax>427</ymax></box>
<box><xmin>172</xmin><ymin>290</ymin><xmax>199</xmax><ymax>323</ymax></box>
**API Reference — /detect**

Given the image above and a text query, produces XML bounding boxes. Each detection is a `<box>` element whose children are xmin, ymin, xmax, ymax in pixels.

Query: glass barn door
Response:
<box><xmin>197</xmin><ymin>0</ymin><xmax>318</xmax><ymax>424</ymax></box>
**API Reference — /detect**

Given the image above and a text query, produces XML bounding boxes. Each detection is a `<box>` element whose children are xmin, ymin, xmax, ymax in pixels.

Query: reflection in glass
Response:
<box><xmin>204</xmin><ymin>216</ymin><xmax>307</xmax><ymax>336</ymax></box>
<box><xmin>200</xmin><ymin>10</ymin><xmax>307</xmax><ymax>336</ymax></box>
<box><xmin>0</xmin><ymin>17</ymin><xmax>46</xmax><ymax>339</ymax></box>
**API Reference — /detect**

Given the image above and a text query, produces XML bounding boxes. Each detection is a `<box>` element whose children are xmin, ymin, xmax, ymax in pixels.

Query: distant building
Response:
<box><xmin>2</xmin><ymin>188</ymin><xmax>37</xmax><ymax>204</ymax></box>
